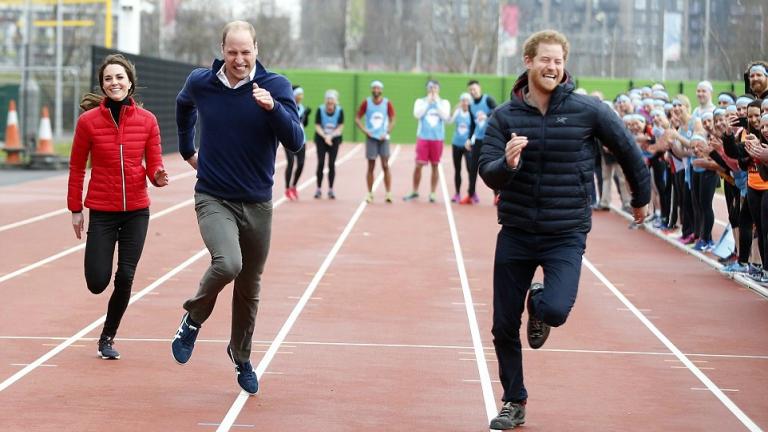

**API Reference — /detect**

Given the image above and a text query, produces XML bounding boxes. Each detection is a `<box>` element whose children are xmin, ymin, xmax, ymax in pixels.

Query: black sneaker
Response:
<box><xmin>526</xmin><ymin>282</ymin><xmax>550</xmax><ymax>349</ymax></box>
<box><xmin>97</xmin><ymin>335</ymin><xmax>120</xmax><ymax>360</ymax></box>
<box><xmin>172</xmin><ymin>312</ymin><xmax>200</xmax><ymax>364</ymax></box>
<box><xmin>227</xmin><ymin>345</ymin><xmax>259</xmax><ymax>395</ymax></box>
<box><xmin>489</xmin><ymin>401</ymin><xmax>526</xmax><ymax>430</ymax></box>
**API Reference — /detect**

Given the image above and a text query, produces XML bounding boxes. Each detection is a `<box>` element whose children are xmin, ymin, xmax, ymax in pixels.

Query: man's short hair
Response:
<box><xmin>523</xmin><ymin>30</ymin><xmax>570</xmax><ymax>61</ymax></box>
<box><xmin>748</xmin><ymin>99</ymin><xmax>764</xmax><ymax>110</ymax></box>
<box><xmin>221</xmin><ymin>21</ymin><xmax>256</xmax><ymax>46</ymax></box>
<box><xmin>467</xmin><ymin>80</ymin><xmax>480</xmax><ymax>87</ymax></box>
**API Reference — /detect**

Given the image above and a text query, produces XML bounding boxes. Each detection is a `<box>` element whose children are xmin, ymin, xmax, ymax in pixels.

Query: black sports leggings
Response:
<box><xmin>737</xmin><ymin>195</ymin><xmax>753</xmax><ymax>264</ymax></box>
<box><xmin>675</xmin><ymin>171</ymin><xmax>695</xmax><ymax>237</ymax></box>
<box><xmin>452</xmin><ymin>145</ymin><xmax>472</xmax><ymax>195</ymax></box>
<box><xmin>315</xmin><ymin>136</ymin><xmax>341</xmax><ymax>188</ymax></box>
<box><xmin>747</xmin><ymin>187</ymin><xmax>768</xmax><ymax>268</ymax></box>
<box><xmin>284</xmin><ymin>145</ymin><xmax>306</xmax><ymax>188</ymax></box>
<box><xmin>691</xmin><ymin>170</ymin><xmax>718</xmax><ymax>242</ymax></box>
<box><xmin>85</xmin><ymin>208</ymin><xmax>149</xmax><ymax>338</ymax></box>
<box><xmin>650</xmin><ymin>156</ymin><xmax>672</xmax><ymax>223</ymax></box>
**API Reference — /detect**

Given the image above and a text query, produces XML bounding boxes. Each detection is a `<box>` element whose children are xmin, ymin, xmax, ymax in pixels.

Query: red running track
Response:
<box><xmin>0</xmin><ymin>144</ymin><xmax>765</xmax><ymax>431</ymax></box>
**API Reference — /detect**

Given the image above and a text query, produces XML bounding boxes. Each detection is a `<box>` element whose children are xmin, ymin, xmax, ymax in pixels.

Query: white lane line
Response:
<box><xmin>692</xmin><ymin>387</ymin><xmax>739</xmax><ymax>392</ymax></box>
<box><xmin>0</xmin><ymin>146</ymin><xmax>359</xmax><ymax>393</ymax></box>
<box><xmin>0</xmin><ymin>171</ymin><xmax>198</xmax><ymax>234</ymax></box>
<box><xmin>3</xmin><ymin>335</ymin><xmax>768</xmax><ymax>360</ymax></box>
<box><xmin>215</xmin><ymin>145</ymin><xmax>397</xmax><ymax>432</ymax></box>
<box><xmin>198</xmin><ymin>423</ymin><xmax>254</xmax><ymax>428</ymax></box>
<box><xmin>0</xmin><ymin>249</ymin><xmax>208</xmax><ymax>393</ymax></box>
<box><xmin>437</xmin><ymin>163</ymin><xmax>498</xmax><ymax>424</ymax></box>
<box><xmin>10</xmin><ymin>364</ymin><xmax>56</xmax><ymax>367</ymax></box>
<box><xmin>0</xmin><ymin>209</ymin><xmax>68</xmax><ymax>233</ymax></box>
<box><xmin>0</xmin><ymin>157</ymin><xmax>298</xmax><ymax>285</ymax></box>
<box><xmin>583</xmin><ymin>257</ymin><xmax>762</xmax><ymax>432</ymax></box>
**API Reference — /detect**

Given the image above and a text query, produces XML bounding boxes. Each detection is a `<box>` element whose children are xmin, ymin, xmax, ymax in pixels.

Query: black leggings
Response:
<box><xmin>691</xmin><ymin>170</ymin><xmax>719</xmax><ymax>242</ymax></box>
<box><xmin>650</xmin><ymin>156</ymin><xmax>672</xmax><ymax>223</ymax></box>
<box><xmin>85</xmin><ymin>208</ymin><xmax>149</xmax><ymax>338</ymax></box>
<box><xmin>468</xmin><ymin>139</ymin><xmax>483</xmax><ymax>196</ymax></box>
<box><xmin>738</xmin><ymin>195</ymin><xmax>753</xmax><ymax>264</ymax></box>
<box><xmin>315</xmin><ymin>137</ymin><xmax>341</xmax><ymax>188</ymax></box>
<box><xmin>747</xmin><ymin>187</ymin><xmax>768</xmax><ymax>267</ymax></box>
<box><xmin>676</xmin><ymin>171</ymin><xmax>695</xmax><ymax>236</ymax></box>
<box><xmin>723</xmin><ymin>181</ymin><xmax>741</xmax><ymax>228</ymax></box>
<box><xmin>284</xmin><ymin>145</ymin><xmax>306</xmax><ymax>188</ymax></box>
<box><xmin>452</xmin><ymin>146</ymin><xmax>472</xmax><ymax>195</ymax></box>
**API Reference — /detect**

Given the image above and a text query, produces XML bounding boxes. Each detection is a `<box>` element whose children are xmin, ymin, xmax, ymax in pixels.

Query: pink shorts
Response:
<box><xmin>415</xmin><ymin>138</ymin><xmax>444</xmax><ymax>164</ymax></box>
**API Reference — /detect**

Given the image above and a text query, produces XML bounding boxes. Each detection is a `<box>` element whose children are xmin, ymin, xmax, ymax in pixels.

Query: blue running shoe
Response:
<box><xmin>692</xmin><ymin>239</ymin><xmax>707</xmax><ymax>251</ymax></box>
<box><xmin>172</xmin><ymin>312</ymin><xmax>200</xmax><ymax>365</ymax></box>
<box><xmin>720</xmin><ymin>262</ymin><xmax>749</xmax><ymax>274</ymax></box>
<box><xmin>227</xmin><ymin>345</ymin><xmax>259</xmax><ymax>395</ymax></box>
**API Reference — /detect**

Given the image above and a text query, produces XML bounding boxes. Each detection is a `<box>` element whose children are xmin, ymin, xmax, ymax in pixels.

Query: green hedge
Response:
<box><xmin>277</xmin><ymin>69</ymin><xmax>742</xmax><ymax>145</ymax></box>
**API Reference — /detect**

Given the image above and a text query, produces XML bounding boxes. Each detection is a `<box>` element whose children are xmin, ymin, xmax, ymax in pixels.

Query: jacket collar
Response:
<box><xmin>510</xmin><ymin>69</ymin><xmax>575</xmax><ymax>110</ymax></box>
<box><xmin>98</xmin><ymin>97</ymin><xmax>136</xmax><ymax>123</ymax></box>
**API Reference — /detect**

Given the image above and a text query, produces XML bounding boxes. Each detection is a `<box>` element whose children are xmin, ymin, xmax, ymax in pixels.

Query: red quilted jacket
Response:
<box><xmin>67</xmin><ymin>98</ymin><xmax>164</xmax><ymax>212</ymax></box>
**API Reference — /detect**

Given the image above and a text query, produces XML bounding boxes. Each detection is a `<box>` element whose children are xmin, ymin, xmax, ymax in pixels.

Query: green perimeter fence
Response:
<box><xmin>278</xmin><ymin>69</ymin><xmax>743</xmax><ymax>145</ymax></box>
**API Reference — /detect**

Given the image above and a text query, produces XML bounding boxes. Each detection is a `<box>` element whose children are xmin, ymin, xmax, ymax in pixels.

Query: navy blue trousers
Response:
<box><xmin>492</xmin><ymin>226</ymin><xmax>587</xmax><ymax>402</ymax></box>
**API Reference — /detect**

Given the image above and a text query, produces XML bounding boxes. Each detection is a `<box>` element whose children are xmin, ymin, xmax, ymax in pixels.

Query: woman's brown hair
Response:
<box><xmin>80</xmin><ymin>54</ymin><xmax>138</xmax><ymax>111</ymax></box>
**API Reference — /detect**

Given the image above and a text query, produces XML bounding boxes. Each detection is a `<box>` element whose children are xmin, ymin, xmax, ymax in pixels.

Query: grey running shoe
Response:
<box><xmin>97</xmin><ymin>335</ymin><xmax>120</xmax><ymax>360</ymax></box>
<box><xmin>526</xmin><ymin>282</ymin><xmax>550</xmax><ymax>349</ymax></box>
<box><xmin>489</xmin><ymin>401</ymin><xmax>526</xmax><ymax>430</ymax></box>
<box><xmin>403</xmin><ymin>192</ymin><xmax>419</xmax><ymax>201</ymax></box>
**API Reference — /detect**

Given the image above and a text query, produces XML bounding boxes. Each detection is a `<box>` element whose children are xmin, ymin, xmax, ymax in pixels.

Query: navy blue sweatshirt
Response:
<box><xmin>176</xmin><ymin>59</ymin><xmax>305</xmax><ymax>202</ymax></box>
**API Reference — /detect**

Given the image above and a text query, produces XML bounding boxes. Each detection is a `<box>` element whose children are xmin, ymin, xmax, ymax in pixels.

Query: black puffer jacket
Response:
<box><xmin>479</xmin><ymin>71</ymin><xmax>650</xmax><ymax>234</ymax></box>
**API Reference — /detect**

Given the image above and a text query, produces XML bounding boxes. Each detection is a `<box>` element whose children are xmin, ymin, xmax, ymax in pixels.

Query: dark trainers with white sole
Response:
<box><xmin>97</xmin><ymin>335</ymin><xmax>120</xmax><ymax>360</ymax></box>
<box><xmin>526</xmin><ymin>282</ymin><xmax>550</xmax><ymax>349</ymax></box>
<box><xmin>489</xmin><ymin>401</ymin><xmax>526</xmax><ymax>430</ymax></box>
<box><xmin>172</xmin><ymin>312</ymin><xmax>200</xmax><ymax>364</ymax></box>
<box><xmin>227</xmin><ymin>345</ymin><xmax>259</xmax><ymax>395</ymax></box>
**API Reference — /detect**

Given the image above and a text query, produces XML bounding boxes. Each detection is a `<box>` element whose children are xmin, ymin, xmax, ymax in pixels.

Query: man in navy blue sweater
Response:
<box><xmin>171</xmin><ymin>20</ymin><xmax>304</xmax><ymax>395</ymax></box>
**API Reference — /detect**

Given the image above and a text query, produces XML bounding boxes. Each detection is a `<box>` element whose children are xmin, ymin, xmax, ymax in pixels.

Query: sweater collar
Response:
<box><xmin>210</xmin><ymin>59</ymin><xmax>267</xmax><ymax>87</ymax></box>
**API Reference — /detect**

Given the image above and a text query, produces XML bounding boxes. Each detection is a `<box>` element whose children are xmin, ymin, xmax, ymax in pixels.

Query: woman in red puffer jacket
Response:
<box><xmin>67</xmin><ymin>54</ymin><xmax>168</xmax><ymax>360</ymax></box>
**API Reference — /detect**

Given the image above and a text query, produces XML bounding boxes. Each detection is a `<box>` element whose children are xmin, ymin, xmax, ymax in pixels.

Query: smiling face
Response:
<box><xmin>524</xmin><ymin>42</ymin><xmax>565</xmax><ymax>95</ymax></box>
<box><xmin>696</xmin><ymin>87</ymin><xmax>711</xmax><ymax>106</ymax></box>
<box><xmin>221</xmin><ymin>28</ymin><xmax>257</xmax><ymax>85</ymax></box>
<box><xmin>750</xmin><ymin>70</ymin><xmax>768</xmax><ymax>95</ymax></box>
<box><xmin>325</xmin><ymin>97</ymin><xmax>336</xmax><ymax>112</ymax></box>
<box><xmin>101</xmin><ymin>64</ymin><xmax>132</xmax><ymax>102</ymax></box>
<box><xmin>762</xmin><ymin>117</ymin><xmax>768</xmax><ymax>139</ymax></box>
<box><xmin>468</xmin><ymin>83</ymin><xmax>482</xmax><ymax>99</ymax></box>
<box><xmin>702</xmin><ymin>117</ymin><xmax>713</xmax><ymax>133</ymax></box>
<box><xmin>714</xmin><ymin>115</ymin><xmax>728</xmax><ymax>133</ymax></box>
<box><xmin>748</xmin><ymin>106</ymin><xmax>761</xmax><ymax>130</ymax></box>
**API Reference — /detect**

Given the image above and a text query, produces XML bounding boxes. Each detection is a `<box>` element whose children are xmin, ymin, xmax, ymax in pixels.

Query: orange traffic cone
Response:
<box><xmin>3</xmin><ymin>99</ymin><xmax>23</xmax><ymax>165</ymax></box>
<box><xmin>35</xmin><ymin>106</ymin><xmax>54</xmax><ymax>156</ymax></box>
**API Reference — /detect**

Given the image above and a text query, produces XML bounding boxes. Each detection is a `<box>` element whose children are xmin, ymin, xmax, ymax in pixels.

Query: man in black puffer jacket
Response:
<box><xmin>479</xmin><ymin>30</ymin><xmax>651</xmax><ymax>431</ymax></box>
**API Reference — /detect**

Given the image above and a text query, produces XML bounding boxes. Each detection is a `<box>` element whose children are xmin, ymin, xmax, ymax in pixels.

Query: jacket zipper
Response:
<box><xmin>110</xmin><ymin>111</ymin><xmax>127</xmax><ymax>211</ymax></box>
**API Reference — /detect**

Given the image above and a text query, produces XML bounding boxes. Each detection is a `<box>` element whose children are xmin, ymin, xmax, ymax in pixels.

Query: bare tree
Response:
<box><xmin>431</xmin><ymin>0</ymin><xmax>499</xmax><ymax>74</ymax></box>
